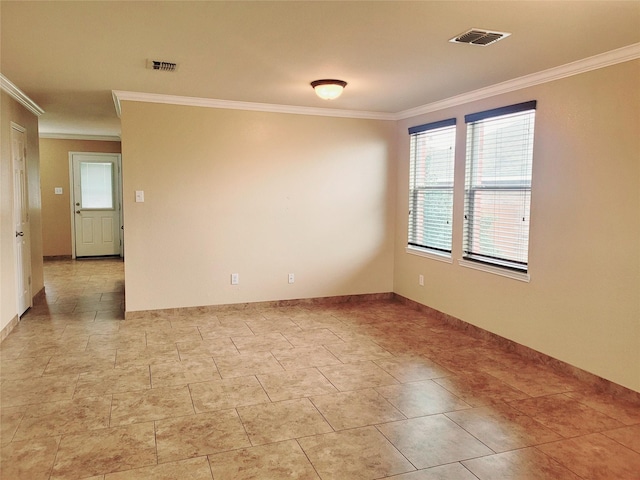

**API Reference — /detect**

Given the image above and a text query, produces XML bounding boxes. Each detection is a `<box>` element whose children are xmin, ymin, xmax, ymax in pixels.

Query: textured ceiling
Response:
<box><xmin>1</xmin><ymin>1</ymin><xmax>639</xmax><ymax>138</ymax></box>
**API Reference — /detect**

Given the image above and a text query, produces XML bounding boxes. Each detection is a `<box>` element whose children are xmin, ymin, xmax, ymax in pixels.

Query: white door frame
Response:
<box><xmin>69</xmin><ymin>152</ymin><xmax>123</xmax><ymax>259</ymax></box>
<box><xmin>11</xmin><ymin>122</ymin><xmax>32</xmax><ymax>316</ymax></box>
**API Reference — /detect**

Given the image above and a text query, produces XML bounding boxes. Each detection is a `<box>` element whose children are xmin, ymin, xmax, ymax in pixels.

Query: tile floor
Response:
<box><xmin>1</xmin><ymin>258</ymin><xmax>639</xmax><ymax>479</ymax></box>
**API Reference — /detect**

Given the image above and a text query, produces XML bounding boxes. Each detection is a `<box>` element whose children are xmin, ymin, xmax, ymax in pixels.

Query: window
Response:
<box><xmin>408</xmin><ymin>118</ymin><xmax>456</xmax><ymax>255</ymax></box>
<box><xmin>463</xmin><ymin>101</ymin><xmax>536</xmax><ymax>272</ymax></box>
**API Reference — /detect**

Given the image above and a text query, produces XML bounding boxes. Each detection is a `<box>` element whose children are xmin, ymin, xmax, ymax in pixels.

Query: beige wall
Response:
<box><xmin>393</xmin><ymin>60</ymin><xmax>640</xmax><ymax>392</ymax></box>
<box><xmin>39</xmin><ymin>138</ymin><xmax>121</xmax><ymax>256</ymax></box>
<box><xmin>1</xmin><ymin>91</ymin><xmax>43</xmax><ymax>332</ymax></box>
<box><xmin>121</xmin><ymin>102</ymin><xmax>396</xmax><ymax>312</ymax></box>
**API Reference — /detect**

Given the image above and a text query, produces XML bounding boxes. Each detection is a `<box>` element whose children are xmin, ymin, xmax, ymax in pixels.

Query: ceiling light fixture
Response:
<box><xmin>311</xmin><ymin>79</ymin><xmax>347</xmax><ymax>100</ymax></box>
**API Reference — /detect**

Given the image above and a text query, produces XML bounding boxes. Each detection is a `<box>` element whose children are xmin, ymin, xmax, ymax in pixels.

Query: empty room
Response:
<box><xmin>1</xmin><ymin>1</ymin><xmax>639</xmax><ymax>479</ymax></box>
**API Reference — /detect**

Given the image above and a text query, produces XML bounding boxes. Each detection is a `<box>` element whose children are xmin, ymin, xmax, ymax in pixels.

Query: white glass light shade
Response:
<box><xmin>311</xmin><ymin>79</ymin><xmax>347</xmax><ymax>100</ymax></box>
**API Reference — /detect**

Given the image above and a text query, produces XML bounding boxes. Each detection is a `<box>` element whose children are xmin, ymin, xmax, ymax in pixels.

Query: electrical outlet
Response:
<box><xmin>419</xmin><ymin>274</ymin><xmax>424</xmax><ymax>286</ymax></box>
<box><xmin>288</xmin><ymin>273</ymin><xmax>295</xmax><ymax>284</ymax></box>
<box><xmin>231</xmin><ymin>273</ymin><xmax>239</xmax><ymax>285</ymax></box>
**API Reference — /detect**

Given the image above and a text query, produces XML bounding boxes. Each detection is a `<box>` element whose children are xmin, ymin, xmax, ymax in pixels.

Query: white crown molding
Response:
<box><xmin>394</xmin><ymin>42</ymin><xmax>640</xmax><ymax>120</ymax></box>
<box><xmin>0</xmin><ymin>74</ymin><xmax>44</xmax><ymax>117</ymax></box>
<box><xmin>39</xmin><ymin>132</ymin><xmax>121</xmax><ymax>142</ymax></box>
<box><xmin>112</xmin><ymin>90</ymin><xmax>394</xmax><ymax>120</ymax></box>
<box><xmin>113</xmin><ymin>43</ymin><xmax>639</xmax><ymax>122</ymax></box>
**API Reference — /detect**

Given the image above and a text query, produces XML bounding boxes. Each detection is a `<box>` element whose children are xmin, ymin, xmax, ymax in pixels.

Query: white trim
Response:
<box><xmin>394</xmin><ymin>43</ymin><xmax>640</xmax><ymax>120</ymax></box>
<box><xmin>112</xmin><ymin>90</ymin><xmax>393</xmax><ymax>120</ymax></box>
<box><xmin>40</xmin><ymin>132</ymin><xmax>121</xmax><ymax>142</ymax></box>
<box><xmin>112</xmin><ymin>43</ymin><xmax>639</xmax><ymax>122</ymax></box>
<box><xmin>0</xmin><ymin>74</ymin><xmax>44</xmax><ymax>116</ymax></box>
<box><xmin>406</xmin><ymin>246</ymin><xmax>452</xmax><ymax>264</ymax></box>
<box><xmin>458</xmin><ymin>258</ymin><xmax>530</xmax><ymax>283</ymax></box>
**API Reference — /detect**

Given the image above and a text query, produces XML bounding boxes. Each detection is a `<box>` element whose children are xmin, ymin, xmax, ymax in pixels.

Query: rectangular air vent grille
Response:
<box><xmin>147</xmin><ymin>60</ymin><xmax>178</xmax><ymax>71</ymax></box>
<box><xmin>450</xmin><ymin>29</ymin><xmax>511</xmax><ymax>46</ymax></box>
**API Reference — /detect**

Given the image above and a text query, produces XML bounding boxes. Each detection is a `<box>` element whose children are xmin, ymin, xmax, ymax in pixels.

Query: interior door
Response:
<box><xmin>12</xmin><ymin>124</ymin><xmax>31</xmax><ymax>315</ymax></box>
<box><xmin>71</xmin><ymin>153</ymin><xmax>122</xmax><ymax>257</ymax></box>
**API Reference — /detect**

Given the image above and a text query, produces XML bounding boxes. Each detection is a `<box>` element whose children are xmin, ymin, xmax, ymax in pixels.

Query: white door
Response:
<box><xmin>71</xmin><ymin>153</ymin><xmax>122</xmax><ymax>257</ymax></box>
<box><xmin>12</xmin><ymin>124</ymin><xmax>31</xmax><ymax>316</ymax></box>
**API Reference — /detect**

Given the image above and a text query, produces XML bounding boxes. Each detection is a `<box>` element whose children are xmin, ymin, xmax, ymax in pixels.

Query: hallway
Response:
<box><xmin>1</xmin><ymin>258</ymin><xmax>639</xmax><ymax>479</ymax></box>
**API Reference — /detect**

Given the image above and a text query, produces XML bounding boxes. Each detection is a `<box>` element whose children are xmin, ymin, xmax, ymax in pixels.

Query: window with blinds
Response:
<box><xmin>463</xmin><ymin>101</ymin><xmax>536</xmax><ymax>272</ymax></box>
<box><xmin>408</xmin><ymin>118</ymin><xmax>456</xmax><ymax>254</ymax></box>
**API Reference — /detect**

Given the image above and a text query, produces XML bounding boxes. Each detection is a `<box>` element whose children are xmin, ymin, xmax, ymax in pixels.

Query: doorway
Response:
<box><xmin>12</xmin><ymin>123</ymin><xmax>32</xmax><ymax>316</ymax></box>
<box><xmin>69</xmin><ymin>152</ymin><xmax>123</xmax><ymax>258</ymax></box>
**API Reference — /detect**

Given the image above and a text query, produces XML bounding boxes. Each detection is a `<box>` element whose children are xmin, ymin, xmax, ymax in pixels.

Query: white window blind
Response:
<box><xmin>463</xmin><ymin>101</ymin><xmax>536</xmax><ymax>272</ymax></box>
<box><xmin>408</xmin><ymin>118</ymin><xmax>456</xmax><ymax>254</ymax></box>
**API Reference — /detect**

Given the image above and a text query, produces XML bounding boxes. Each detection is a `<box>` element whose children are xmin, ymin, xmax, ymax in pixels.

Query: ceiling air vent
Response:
<box><xmin>146</xmin><ymin>59</ymin><xmax>178</xmax><ymax>71</ymax></box>
<box><xmin>449</xmin><ymin>28</ymin><xmax>511</xmax><ymax>46</ymax></box>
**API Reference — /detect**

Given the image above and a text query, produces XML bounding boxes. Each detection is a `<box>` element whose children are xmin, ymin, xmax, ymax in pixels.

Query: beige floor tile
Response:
<box><xmin>310</xmin><ymin>388</ymin><xmax>405</xmax><ymax>430</ymax></box>
<box><xmin>318</xmin><ymin>361</ymin><xmax>399</xmax><ymax>391</ymax></box>
<box><xmin>298</xmin><ymin>426</ymin><xmax>414</xmax><ymax>480</ymax></box>
<box><xmin>257</xmin><ymin>367</ymin><xmax>337</xmax><ymax>401</ymax></box>
<box><xmin>50</xmin><ymin>422</ymin><xmax>156</xmax><ymax>479</ymax></box>
<box><xmin>0</xmin><ymin>355</ymin><xmax>51</xmax><ymax>381</ymax></box>
<box><xmin>377</xmin><ymin>415</ymin><xmax>493</xmax><ymax>469</ymax></box>
<box><xmin>198</xmin><ymin>323</ymin><xmax>254</xmax><ymax>338</ymax></box>
<box><xmin>145</xmin><ymin>326</ymin><xmax>203</xmax><ymax>345</ymax></box>
<box><xmin>13</xmin><ymin>395</ymin><xmax>111</xmax><ymax>441</ymax></box>
<box><xmin>87</xmin><ymin>332</ymin><xmax>146</xmax><ymax>351</ymax></box>
<box><xmin>155</xmin><ymin>410</ymin><xmax>251</xmax><ymax>463</ymax></box>
<box><xmin>110</xmin><ymin>385</ymin><xmax>195</xmax><ymax>426</ymax></box>
<box><xmin>508</xmin><ymin>393</ymin><xmax>624</xmax><ymax>437</ymax></box>
<box><xmin>3</xmin><ymin>259</ymin><xmax>638</xmax><ymax>480</ymax></box>
<box><xmin>376</xmin><ymin>380</ymin><xmax>471</xmax><ymax>417</ymax></box>
<box><xmin>105</xmin><ymin>456</ymin><xmax>213</xmax><ymax>480</ymax></box>
<box><xmin>237</xmin><ymin>398</ymin><xmax>333</xmax><ymax>445</ymax></box>
<box><xmin>0</xmin><ymin>374</ymin><xmax>78</xmax><ymax>407</ymax></box>
<box><xmin>536</xmin><ymin>432</ymin><xmax>640</xmax><ymax>480</ymax></box>
<box><xmin>445</xmin><ymin>402</ymin><xmax>562</xmax><ymax>452</ymax></box>
<box><xmin>602</xmin><ymin>424</ymin><xmax>640</xmax><ymax>454</ymax></box>
<box><xmin>176</xmin><ymin>338</ymin><xmax>239</xmax><ymax>360</ymax></box>
<box><xmin>282</xmin><ymin>328</ymin><xmax>344</xmax><ymax>347</ymax></box>
<box><xmin>0</xmin><ymin>405</ymin><xmax>25</xmax><ymax>445</ymax></box>
<box><xmin>208</xmin><ymin>439</ymin><xmax>320</xmax><ymax>479</ymax></box>
<box><xmin>462</xmin><ymin>447</ymin><xmax>582</xmax><ymax>480</ymax></box>
<box><xmin>388</xmin><ymin>463</ymin><xmax>479</xmax><ymax>480</ymax></box>
<box><xmin>213</xmin><ymin>351</ymin><xmax>284</xmax><ymax>378</ymax></box>
<box><xmin>231</xmin><ymin>332</ymin><xmax>294</xmax><ymax>352</ymax></box>
<box><xmin>43</xmin><ymin>350</ymin><xmax>116</xmax><ymax>376</ymax></box>
<box><xmin>150</xmin><ymin>358</ymin><xmax>220</xmax><ymax>387</ymax></box>
<box><xmin>433</xmin><ymin>372</ymin><xmax>530</xmax><ymax>406</ymax></box>
<box><xmin>75</xmin><ymin>365</ymin><xmax>151</xmax><ymax>397</ymax></box>
<box><xmin>481</xmin><ymin>360</ymin><xmax>584</xmax><ymax>397</ymax></box>
<box><xmin>190</xmin><ymin>376</ymin><xmax>269</xmax><ymax>414</ymax></box>
<box><xmin>373</xmin><ymin>355</ymin><xmax>453</xmax><ymax>383</ymax></box>
<box><xmin>0</xmin><ymin>436</ymin><xmax>60</xmax><ymax>480</ymax></box>
<box><xmin>564</xmin><ymin>389</ymin><xmax>640</xmax><ymax>426</ymax></box>
<box><xmin>245</xmin><ymin>318</ymin><xmax>303</xmax><ymax>335</ymax></box>
<box><xmin>271</xmin><ymin>346</ymin><xmax>341</xmax><ymax>370</ymax></box>
<box><xmin>115</xmin><ymin>344</ymin><xmax>181</xmax><ymax>368</ymax></box>
<box><xmin>324</xmin><ymin>340</ymin><xmax>393</xmax><ymax>362</ymax></box>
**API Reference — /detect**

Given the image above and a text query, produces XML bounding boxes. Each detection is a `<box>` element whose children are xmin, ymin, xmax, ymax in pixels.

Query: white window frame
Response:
<box><xmin>407</xmin><ymin>118</ymin><xmax>456</xmax><ymax>259</ymax></box>
<box><xmin>462</xmin><ymin>101</ymin><xmax>536</xmax><ymax>279</ymax></box>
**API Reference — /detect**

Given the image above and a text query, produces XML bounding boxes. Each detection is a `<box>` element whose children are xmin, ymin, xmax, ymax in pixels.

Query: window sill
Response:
<box><xmin>458</xmin><ymin>259</ymin><xmax>530</xmax><ymax>282</ymax></box>
<box><xmin>406</xmin><ymin>246</ymin><xmax>452</xmax><ymax>264</ymax></box>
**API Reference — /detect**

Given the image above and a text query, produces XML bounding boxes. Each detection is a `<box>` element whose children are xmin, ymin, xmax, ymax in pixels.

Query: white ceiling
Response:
<box><xmin>2</xmin><ymin>1</ymin><xmax>639</xmax><ymax>139</ymax></box>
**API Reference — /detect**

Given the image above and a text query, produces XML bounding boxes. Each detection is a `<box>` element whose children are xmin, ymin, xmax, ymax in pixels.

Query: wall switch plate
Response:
<box><xmin>288</xmin><ymin>273</ymin><xmax>295</xmax><ymax>284</ymax></box>
<box><xmin>231</xmin><ymin>273</ymin><xmax>239</xmax><ymax>285</ymax></box>
<box><xmin>135</xmin><ymin>190</ymin><xmax>144</xmax><ymax>203</ymax></box>
<box><xmin>54</xmin><ymin>187</ymin><xmax>63</xmax><ymax>195</ymax></box>
<box><xmin>419</xmin><ymin>274</ymin><xmax>424</xmax><ymax>286</ymax></box>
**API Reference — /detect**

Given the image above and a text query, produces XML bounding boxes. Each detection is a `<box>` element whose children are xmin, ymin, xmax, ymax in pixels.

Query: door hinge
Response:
<box><xmin>28</xmin><ymin>276</ymin><xmax>31</xmax><ymax>286</ymax></box>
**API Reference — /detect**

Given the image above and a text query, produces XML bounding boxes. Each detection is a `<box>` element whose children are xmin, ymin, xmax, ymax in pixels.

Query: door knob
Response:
<box><xmin>76</xmin><ymin>210</ymin><xmax>81</xmax><ymax>214</ymax></box>
<box><xmin>76</xmin><ymin>202</ymin><xmax>80</xmax><ymax>206</ymax></box>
